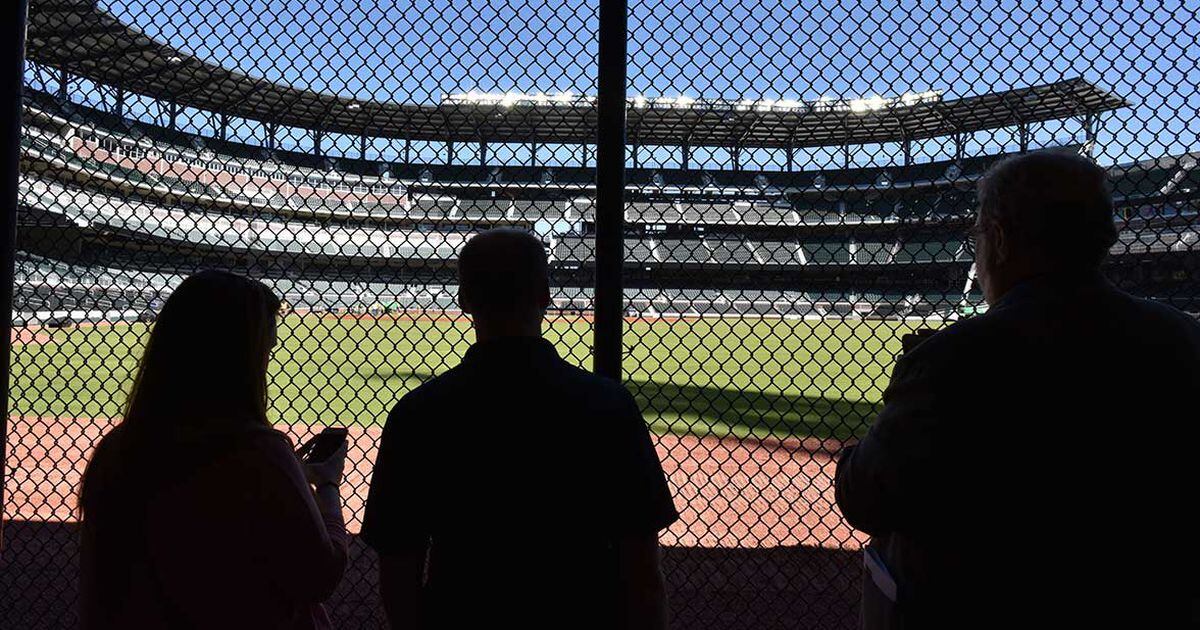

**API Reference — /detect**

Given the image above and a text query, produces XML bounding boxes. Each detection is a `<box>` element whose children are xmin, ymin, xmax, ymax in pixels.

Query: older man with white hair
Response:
<box><xmin>836</xmin><ymin>152</ymin><xmax>1200</xmax><ymax>628</ymax></box>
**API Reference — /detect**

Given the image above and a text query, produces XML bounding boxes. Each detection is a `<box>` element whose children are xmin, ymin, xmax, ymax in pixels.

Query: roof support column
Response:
<box><xmin>786</xmin><ymin>142</ymin><xmax>794</xmax><ymax>172</ymax></box>
<box><xmin>57</xmin><ymin>67</ymin><xmax>69</xmax><ymax>99</ymax></box>
<box><xmin>902</xmin><ymin>137</ymin><xmax>912</xmax><ymax>166</ymax></box>
<box><xmin>593</xmin><ymin>0</ymin><xmax>627</xmax><ymax>380</ymax></box>
<box><xmin>359</xmin><ymin>135</ymin><xmax>368</xmax><ymax>160</ymax></box>
<box><xmin>1018</xmin><ymin>123</ymin><xmax>1029</xmax><ymax>154</ymax></box>
<box><xmin>113</xmin><ymin>88</ymin><xmax>125</xmax><ymax>118</ymax></box>
<box><xmin>166</xmin><ymin>101</ymin><xmax>178</xmax><ymax>131</ymax></box>
<box><xmin>681</xmin><ymin>143</ymin><xmax>690</xmax><ymax>170</ymax></box>
<box><xmin>479</xmin><ymin>141</ymin><xmax>488</xmax><ymax>167</ymax></box>
<box><xmin>529</xmin><ymin>143</ymin><xmax>538</xmax><ymax>167</ymax></box>
<box><xmin>313</xmin><ymin>129</ymin><xmax>323</xmax><ymax>156</ymax></box>
<box><xmin>954</xmin><ymin>133</ymin><xmax>964</xmax><ymax>162</ymax></box>
<box><xmin>1082</xmin><ymin>113</ymin><xmax>1097</xmax><ymax>159</ymax></box>
<box><xmin>631</xmin><ymin>143</ymin><xmax>639</xmax><ymax>169</ymax></box>
<box><xmin>732</xmin><ymin>146</ymin><xmax>741</xmax><ymax>171</ymax></box>
<box><xmin>265</xmin><ymin>122</ymin><xmax>277</xmax><ymax>151</ymax></box>
<box><xmin>843</xmin><ymin>145</ymin><xmax>851</xmax><ymax>169</ymax></box>
<box><xmin>404</xmin><ymin>139</ymin><xmax>411</xmax><ymax>164</ymax></box>
<box><xmin>446</xmin><ymin>140</ymin><xmax>454</xmax><ymax>165</ymax></box>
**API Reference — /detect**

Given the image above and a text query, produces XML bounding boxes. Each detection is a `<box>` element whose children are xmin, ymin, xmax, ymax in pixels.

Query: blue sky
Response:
<box><xmin>70</xmin><ymin>0</ymin><xmax>1200</xmax><ymax>168</ymax></box>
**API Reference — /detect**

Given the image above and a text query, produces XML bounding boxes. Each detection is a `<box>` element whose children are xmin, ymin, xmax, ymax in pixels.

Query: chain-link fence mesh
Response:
<box><xmin>3</xmin><ymin>1</ymin><xmax>1198</xmax><ymax>628</ymax></box>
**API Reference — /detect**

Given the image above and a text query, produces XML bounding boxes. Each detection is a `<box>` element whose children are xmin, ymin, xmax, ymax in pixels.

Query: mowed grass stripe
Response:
<box><xmin>9</xmin><ymin>315</ymin><xmax>927</xmax><ymax>441</ymax></box>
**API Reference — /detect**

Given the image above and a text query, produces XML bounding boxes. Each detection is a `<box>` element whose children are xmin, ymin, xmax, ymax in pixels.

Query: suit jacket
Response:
<box><xmin>836</xmin><ymin>272</ymin><xmax>1200</xmax><ymax>628</ymax></box>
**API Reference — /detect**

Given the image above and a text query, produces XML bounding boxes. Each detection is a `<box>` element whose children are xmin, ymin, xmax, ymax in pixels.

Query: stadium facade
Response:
<box><xmin>16</xmin><ymin>83</ymin><xmax>1200</xmax><ymax>324</ymax></box>
<box><xmin>14</xmin><ymin>1</ymin><xmax>1199</xmax><ymax>327</ymax></box>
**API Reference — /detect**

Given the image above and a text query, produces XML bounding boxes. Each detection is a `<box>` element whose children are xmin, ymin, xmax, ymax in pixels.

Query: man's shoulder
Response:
<box><xmin>900</xmin><ymin>314</ymin><xmax>1002</xmax><ymax>371</ymax></box>
<box><xmin>1124</xmin><ymin>293</ymin><xmax>1200</xmax><ymax>337</ymax></box>
<box><xmin>520</xmin><ymin>354</ymin><xmax>637</xmax><ymax>415</ymax></box>
<box><xmin>1117</xmin><ymin>294</ymin><xmax>1200</xmax><ymax>367</ymax></box>
<box><xmin>385</xmin><ymin>364</ymin><xmax>469</xmax><ymax>420</ymax></box>
<box><xmin>907</xmin><ymin>286</ymin><xmax>1200</xmax><ymax>369</ymax></box>
<box><xmin>554</xmin><ymin>356</ymin><xmax>630</xmax><ymax>393</ymax></box>
<box><xmin>380</xmin><ymin>351</ymin><xmax>637</xmax><ymax>431</ymax></box>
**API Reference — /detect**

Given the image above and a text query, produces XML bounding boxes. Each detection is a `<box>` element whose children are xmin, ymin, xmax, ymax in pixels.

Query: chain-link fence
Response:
<box><xmin>3</xmin><ymin>1</ymin><xmax>1198</xmax><ymax>628</ymax></box>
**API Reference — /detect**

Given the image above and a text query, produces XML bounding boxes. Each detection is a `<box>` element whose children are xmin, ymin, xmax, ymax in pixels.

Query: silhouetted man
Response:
<box><xmin>363</xmin><ymin>228</ymin><xmax>678</xmax><ymax>630</ymax></box>
<box><xmin>836</xmin><ymin>152</ymin><xmax>1199</xmax><ymax>628</ymax></box>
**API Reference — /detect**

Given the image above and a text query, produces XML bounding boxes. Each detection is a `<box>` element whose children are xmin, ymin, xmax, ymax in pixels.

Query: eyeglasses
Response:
<box><xmin>963</xmin><ymin>224</ymin><xmax>982</xmax><ymax>257</ymax></box>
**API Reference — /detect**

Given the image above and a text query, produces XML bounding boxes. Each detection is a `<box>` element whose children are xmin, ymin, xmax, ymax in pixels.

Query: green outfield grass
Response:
<box><xmin>9</xmin><ymin>314</ymin><xmax>930</xmax><ymax>441</ymax></box>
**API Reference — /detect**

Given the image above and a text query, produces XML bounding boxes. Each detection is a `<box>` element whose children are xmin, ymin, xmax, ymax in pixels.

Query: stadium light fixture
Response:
<box><xmin>443</xmin><ymin>90</ymin><xmax>596</xmax><ymax>108</ymax></box>
<box><xmin>847</xmin><ymin>91</ymin><xmax>940</xmax><ymax>114</ymax></box>
<box><xmin>900</xmin><ymin>90</ymin><xmax>940</xmax><ymax>106</ymax></box>
<box><xmin>811</xmin><ymin>96</ymin><xmax>836</xmax><ymax>113</ymax></box>
<box><xmin>735</xmin><ymin>98</ymin><xmax>808</xmax><ymax>113</ymax></box>
<box><xmin>446</xmin><ymin>89</ymin><xmax>941</xmax><ymax>113</ymax></box>
<box><xmin>628</xmin><ymin>94</ymin><xmax>697</xmax><ymax>109</ymax></box>
<box><xmin>849</xmin><ymin>96</ymin><xmax>888</xmax><ymax>114</ymax></box>
<box><xmin>738</xmin><ymin>98</ymin><xmax>770</xmax><ymax>112</ymax></box>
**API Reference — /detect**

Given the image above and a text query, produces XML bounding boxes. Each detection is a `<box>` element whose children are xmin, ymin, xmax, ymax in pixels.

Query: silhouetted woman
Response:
<box><xmin>79</xmin><ymin>271</ymin><xmax>347</xmax><ymax>629</ymax></box>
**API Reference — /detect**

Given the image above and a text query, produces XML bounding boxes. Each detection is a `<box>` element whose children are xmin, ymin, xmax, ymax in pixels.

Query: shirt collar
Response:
<box><xmin>992</xmin><ymin>270</ymin><xmax>1110</xmax><ymax>311</ymax></box>
<box><xmin>463</xmin><ymin>335</ymin><xmax>559</xmax><ymax>363</ymax></box>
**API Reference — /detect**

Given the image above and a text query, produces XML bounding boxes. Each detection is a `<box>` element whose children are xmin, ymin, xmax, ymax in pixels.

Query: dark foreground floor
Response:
<box><xmin>0</xmin><ymin>520</ymin><xmax>861</xmax><ymax>629</ymax></box>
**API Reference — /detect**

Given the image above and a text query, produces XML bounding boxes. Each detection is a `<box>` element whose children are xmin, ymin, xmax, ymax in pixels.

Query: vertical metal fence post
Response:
<box><xmin>0</xmin><ymin>0</ymin><xmax>30</xmax><ymax>553</ymax></box>
<box><xmin>593</xmin><ymin>0</ymin><xmax>627</xmax><ymax>380</ymax></box>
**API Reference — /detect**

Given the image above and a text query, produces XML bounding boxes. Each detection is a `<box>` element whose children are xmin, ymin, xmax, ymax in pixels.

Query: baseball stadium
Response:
<box><xmin>2</xmin><ymin>1</ymin><xmax>1198</xmax><ymax>628</ymax></box>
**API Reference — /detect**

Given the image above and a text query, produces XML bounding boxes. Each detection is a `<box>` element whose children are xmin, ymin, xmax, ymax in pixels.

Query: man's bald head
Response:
<box><xmin>457</xmin><ymin>228</ymin><xmax>550</xmax><ymax>322</ymax></box>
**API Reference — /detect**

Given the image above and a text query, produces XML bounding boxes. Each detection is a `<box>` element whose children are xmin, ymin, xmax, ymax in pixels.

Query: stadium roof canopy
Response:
<box><xmin>29</xmin><ymin>0</ymin><xmax>1129</xmax><ymax>149</ymax></box>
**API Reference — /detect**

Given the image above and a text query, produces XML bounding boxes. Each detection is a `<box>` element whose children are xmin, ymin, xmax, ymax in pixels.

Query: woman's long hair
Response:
<box><xmin>80</xmin><ymin>270</ymin><xmax>280</xmax><ymax>518</ymax></box>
